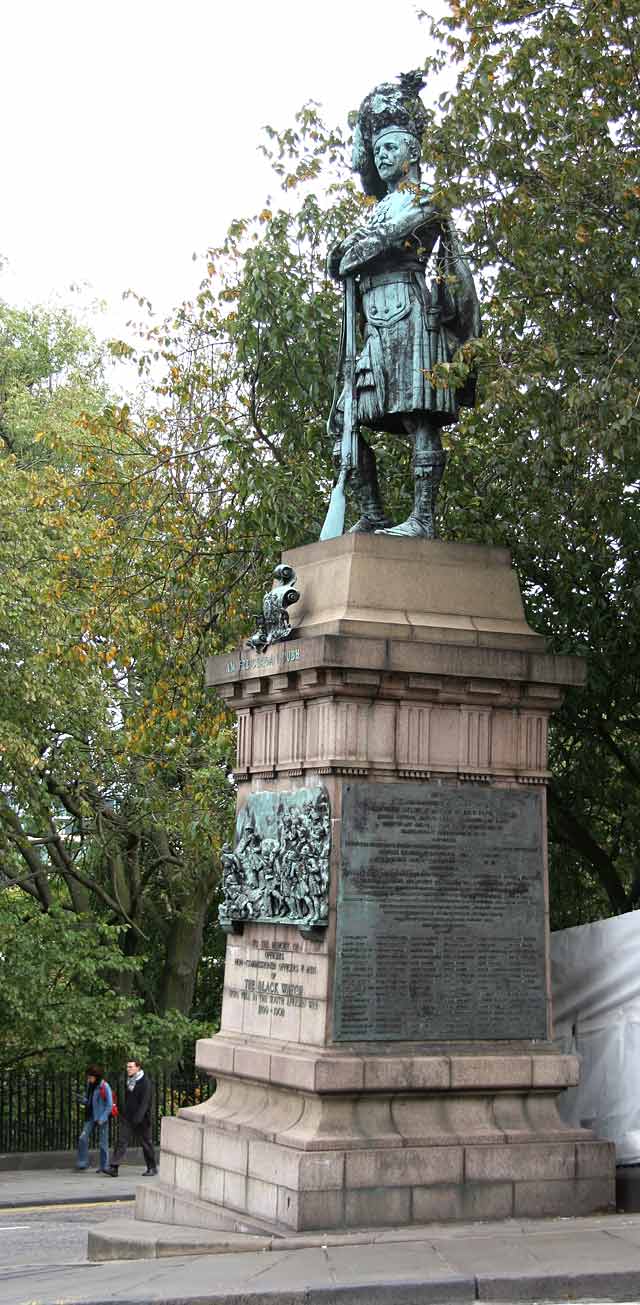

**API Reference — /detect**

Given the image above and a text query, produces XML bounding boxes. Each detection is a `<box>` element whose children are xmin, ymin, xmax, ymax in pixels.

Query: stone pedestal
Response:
<box><xmin>138</xmin><ymin>538</ymin><xmax>615</xmax><ymax>1233</ymax></box>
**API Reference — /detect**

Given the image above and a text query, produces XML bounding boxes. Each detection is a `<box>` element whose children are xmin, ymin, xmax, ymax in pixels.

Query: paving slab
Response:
<box><xmin>0</xmin><ymin>1245</ymin><xmax>475</xmax><ymax>1305</ymax></box>
<box><xmin>443</xmin><ymin>1225</ymin><xmax>640</xmax><ymax>1273</ymax></box>
<box><xmin>89</xmin><ymin>1218</ymin><xmax>273</xmax><ymax>1260</ymax></box>
<box><xmin>250</xmin><ymin>1240</ymin><xmax>472</xmax><ymax>1296</ymax></box>
<box><xmin>0</xmin><ymin>1164</ymin><xmax>138</xmax><ymax>1207</ymax></box>
<box><xmin>0</xmin><ymin>1147</ymin><xmax>145</xmax><ymax>1172</ymax></box>
<box><xmin>601</xmin><ymin>1218</ymin><xmax>640</xmax><ymax>1247</ymax></box>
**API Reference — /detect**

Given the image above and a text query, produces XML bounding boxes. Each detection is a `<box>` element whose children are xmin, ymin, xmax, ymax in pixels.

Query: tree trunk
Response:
<box><xmin>548</xmin><ymin>783</ymin><xmax>629</xmax><ymax>915</ymax></box>
<box><xmin>159</xmin><ymin>898</ymin><xmax>209</xmax><ymax>1015</ymax></box>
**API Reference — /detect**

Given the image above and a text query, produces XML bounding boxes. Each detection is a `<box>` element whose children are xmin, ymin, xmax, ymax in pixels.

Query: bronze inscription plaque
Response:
<box><xmin>334</xmin><ymin>782</ymin><xmax>547</xmax><ymax>1041</ymax></box>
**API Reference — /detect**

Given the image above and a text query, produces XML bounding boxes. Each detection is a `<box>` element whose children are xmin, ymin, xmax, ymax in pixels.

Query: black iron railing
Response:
<box><xmin>0</xmin><ymin>1067</ymin><xmax>212</xmax><ymax>1153</ymax></box>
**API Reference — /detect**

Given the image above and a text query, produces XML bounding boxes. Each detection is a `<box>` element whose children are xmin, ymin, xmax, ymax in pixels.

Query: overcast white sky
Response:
<box><xmin>1</xmin><ymin>0</ymin><xmax>433</xmax><ymax>342</ymax></box>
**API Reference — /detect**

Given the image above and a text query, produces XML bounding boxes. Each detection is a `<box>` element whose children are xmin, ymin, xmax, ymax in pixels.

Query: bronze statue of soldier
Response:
<box><xmin>324</xmin><ymin>71</ymin><xmax>480</xmax><ymax>539</ymax></box>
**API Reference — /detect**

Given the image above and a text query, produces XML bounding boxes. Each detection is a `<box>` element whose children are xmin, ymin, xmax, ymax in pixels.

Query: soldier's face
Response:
<box><xmin>373</xmin><ymin>131</ymin><xmax>417</xmax><ymax>185</ymax></box>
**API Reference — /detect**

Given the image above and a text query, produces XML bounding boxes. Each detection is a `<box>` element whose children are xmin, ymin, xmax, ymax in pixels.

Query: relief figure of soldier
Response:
<box><xmin>326</xmin><ymin>71</ymin><xmax>481</xmax><ymax>537</ymax></box>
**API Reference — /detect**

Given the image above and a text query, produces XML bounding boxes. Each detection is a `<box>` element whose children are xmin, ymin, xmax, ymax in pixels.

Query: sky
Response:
<box><xmin>1</xmin><ymin>0</ymin><xmax>434</xmax><ymax>344</ymax></box>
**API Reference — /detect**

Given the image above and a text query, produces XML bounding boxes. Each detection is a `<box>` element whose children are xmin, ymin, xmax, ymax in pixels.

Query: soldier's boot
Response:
<box><xmin>377</xmin><ymin>449</ymin><xmax>447</xmax><ymax>538</ymax></box>
<box><xmin>348</xmin><ymin>437</ymin><xmax>391</xmax><ymax>533</ymax></box>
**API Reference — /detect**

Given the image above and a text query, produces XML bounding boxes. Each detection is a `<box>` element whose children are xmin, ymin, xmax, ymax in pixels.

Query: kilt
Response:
<box><xmin>355</xmin><ymin>268</ymin><xmax>459</xmax><ymax>433</ymax></box>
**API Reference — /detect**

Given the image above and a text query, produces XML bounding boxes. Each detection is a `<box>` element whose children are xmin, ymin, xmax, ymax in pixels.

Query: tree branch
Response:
<box><xmin>548</xmin><ymin>782</ymin><xmax>629</xmax><ymax>914</ymax></box>
<box><xmin>0</xmin><ymin>798</ymin><xmax>52</xmax><ymax>910</ymax></box>
<box><xmin>597</xmin><ymin>720</ymin><xmax>640</xmax><ymax>788</ymax></box>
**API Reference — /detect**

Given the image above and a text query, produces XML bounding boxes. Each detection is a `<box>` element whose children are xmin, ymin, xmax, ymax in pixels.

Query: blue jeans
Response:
<box><xmin>77</xmin><ymin>1118</ymin><xmax>109</xmax><ymax>1171</ymax></box>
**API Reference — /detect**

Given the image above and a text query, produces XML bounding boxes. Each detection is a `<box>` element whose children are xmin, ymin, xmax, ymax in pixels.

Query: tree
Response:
<box><xmin>0</xmin><ymin>302</ymin><xmax>232</xmax><ymax>1061</ymax></box>
<box><xmin>0</xmin><ymin>109</ymin><xmax>363</xmax><ymax>1063</ymax></box>
<box><xmin>420</xmin><ymin>0</ymin><xmax>640</xmax><ymax>922</ymax></box>
<box><xmin>0</xmin><ymin>896</ymin><xmax>190</xmax><ymax>1072</ymax></box>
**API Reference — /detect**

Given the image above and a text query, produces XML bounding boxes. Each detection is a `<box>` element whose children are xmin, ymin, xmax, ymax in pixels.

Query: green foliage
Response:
<box><xmin>0</xmin><ymin>895</ymin><xmax>199</xmax><ymax>1071</ymax></box>
<box><xmin>0</xmin><ymin>301</ymin><xmax>234</xmax><ymax>1060</ymax></box>
<box><xmin>422</xmin><ymin>0</ymin><xmax>640</xmax><ymax>922</ymax></box>
<box><xmin>0</xmin><ymin>109</ymin><xmax>363</xmax><ymax>1065</ymax></box>
<box><xmin>123</xmin><ymin>104</ymin><xmax>412</xmax><ymax>580</ymax></box>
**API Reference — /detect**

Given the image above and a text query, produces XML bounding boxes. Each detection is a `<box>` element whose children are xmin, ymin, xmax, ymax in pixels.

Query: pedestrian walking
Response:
<box><xmin>107</xmin><ymin>1058</ymin><xmax>157</xmax><ymax>1176</ymax></box>
<box><xmin>75</xmin><ymin>1065</ymin><xmax>113</xmax><ymax>1173</ymax></box>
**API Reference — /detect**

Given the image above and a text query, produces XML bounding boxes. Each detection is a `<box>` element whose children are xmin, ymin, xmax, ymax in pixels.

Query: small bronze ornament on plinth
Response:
<box><xmin>322</xmin><ymin>70</ymin><xmax>481</xmax><ymax>541</ymax></box>
<box><xmin>246</xmin><ymin>563</ymin><xmax>300</xmax><ymax>653</ymax></box>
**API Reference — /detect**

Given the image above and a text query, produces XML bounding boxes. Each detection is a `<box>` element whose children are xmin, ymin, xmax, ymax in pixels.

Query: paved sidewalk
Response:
<box><xmin>0</xmin><ymin>1164</ymin><xmax>138</xmax><ymax>1207</ymax></box>
<box><xmin>3</xmin><ymin>1169</ymin><xmax>640</xmax><ymax>1304</ymax></box>
<box><xmin>5</xmin><ymin>1211</ymin><xmax>640</xmax><ymax>1304</ymax></box>
<box><xmin>81</xmin><ymin>1210</ymin><xmax>640</xmax><ymax>1303</ymax></box>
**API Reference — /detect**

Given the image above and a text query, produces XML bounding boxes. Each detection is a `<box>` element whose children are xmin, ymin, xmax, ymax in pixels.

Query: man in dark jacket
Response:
<box><xmin>107</xmin><ymin>1058</ymin><xmax>157</xmax><ymax>1177</ymax></box>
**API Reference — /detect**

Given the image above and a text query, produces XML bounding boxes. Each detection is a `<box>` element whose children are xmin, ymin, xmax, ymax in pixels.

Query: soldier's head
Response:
<box><xmin>352</xmin><ymin>71</ymin><xmax>427</xmax><ymax>199</ymax></box>
<box><xmin>373</xmin><ymin>127</ymin><xmax>421</xmax><ymax>189</ymax></box>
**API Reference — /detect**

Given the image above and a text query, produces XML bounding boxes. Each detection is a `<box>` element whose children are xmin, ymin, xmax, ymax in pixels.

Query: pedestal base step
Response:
<box><xmin>89</xmin><ymin>1203</ymin><xmax>625</xmax><ymax>1271</ymax></box>
<box><xmin>154</xmin><ymin>1126</ymin><xmax>615</xmax><ymax>1233</ymax></box>
<box><xmin>134</xmin><ymin>1178</ymin><xmax>278</xmax><ymax>1237</ymax></box>
<box><xmin>88</xmin><ymin>1212</ymin><xmax>274</xmax><ymax>1261</ymax></box>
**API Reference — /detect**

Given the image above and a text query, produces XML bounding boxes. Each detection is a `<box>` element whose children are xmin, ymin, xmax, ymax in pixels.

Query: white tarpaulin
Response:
<box><xmin>551</xmin><ymin>910</ymin><xmax>640</xmax><ymax>1164</ymax></box>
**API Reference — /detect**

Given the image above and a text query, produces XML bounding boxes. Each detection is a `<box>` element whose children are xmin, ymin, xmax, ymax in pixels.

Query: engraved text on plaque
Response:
<box><xmin>334</xmin><ymin>782</ymin><xmax>547</xmax><ymax>1041</ymax></box>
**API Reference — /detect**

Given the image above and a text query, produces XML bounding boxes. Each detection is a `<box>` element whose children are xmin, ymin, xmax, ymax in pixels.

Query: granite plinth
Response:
<box><xmin>206</xmin><ymin>541</ymin><xmax>582</xmax><ymax>788</ymax></box>
<box><xmin>281</xmin><ymin>535</ymin><xmax>545</xmax><ymax>648</ymax></box>
<box><xmin>207</xmin><ymin>634</ymin><xmax>579</xmax><ymax>785</ymax></box>
<box><xmin>139</xmin><ymin>1053</ymin><xmax>614</xmax><ymax>1232</ymax></box>
<box><xmin>135</xmin><ymin>540</ymin><xmax>613</xmax><ymax>1235</ymax></box>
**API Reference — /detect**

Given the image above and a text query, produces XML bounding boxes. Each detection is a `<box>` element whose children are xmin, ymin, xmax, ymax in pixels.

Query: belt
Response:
<box><xmin>359</xmin><ymin>268</ymin><xmax>423</xmax><ymax>292</ymax></box>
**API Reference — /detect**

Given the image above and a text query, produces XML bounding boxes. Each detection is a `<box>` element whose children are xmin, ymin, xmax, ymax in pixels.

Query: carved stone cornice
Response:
<box><xmin>210</xmin><ymin>628</ymin><xmax>582</xmax><ymax>785</ymax></box>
